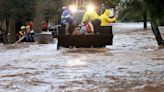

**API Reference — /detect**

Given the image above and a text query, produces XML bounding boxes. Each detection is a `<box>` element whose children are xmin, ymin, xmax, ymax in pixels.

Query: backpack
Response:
<box><xmin>86</xmin><ymin>22</ymin><xmax>94</xmax><ymax>33</ymax></box>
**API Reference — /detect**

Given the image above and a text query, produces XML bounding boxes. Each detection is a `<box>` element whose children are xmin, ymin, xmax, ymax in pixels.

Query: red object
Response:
<box><xmin>26</xmin><ymin>21</ymin><xmax>33</xmax><ymax>29</ymax></box>
<box><xmin>41</xmin><ymin>23</ymin><xmax>48</xmax><ymax>31</ymax></box>
<box><xmin>86</xmin><ymin>23</ymin><xmax>91</xmax><ymax>33</ymax></box>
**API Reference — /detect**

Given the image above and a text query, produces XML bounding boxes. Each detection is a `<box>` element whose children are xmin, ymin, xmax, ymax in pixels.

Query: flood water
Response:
<box><xmin>0</xmin><ymin>23</ymin><xmax>164</xmax><ymax>92</ymax></box>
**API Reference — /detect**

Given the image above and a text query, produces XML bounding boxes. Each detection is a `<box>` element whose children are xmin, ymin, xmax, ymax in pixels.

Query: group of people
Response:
<box><xmin>16</xmin><ymin>5</ymin><xmax>116</xmax><ymax>42</ymax></box>
<box><xmin>61</xmin><ymin>5</ymin><xmax>117</xmax><ymax>35</ymax></box>
<box><xmin>17</xmin><ymin>24</ymin><xmax>34</xmax><ymax>42</ymax></box>
<box><xmin>17</xmin><ymin>21</ymin><xmax>49</xmax><ymax>42</ymax></box>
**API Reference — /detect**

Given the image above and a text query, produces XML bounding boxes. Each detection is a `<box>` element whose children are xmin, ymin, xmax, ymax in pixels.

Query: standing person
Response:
<box><xmin>61</xmin><ymin>6</ymin><xmax>76</xmax><ymax>34</ymax></box>
<box><xmin>100</xmin><ymin>9</ymin><xmax>116</xmax><ymax>26</ymax></box>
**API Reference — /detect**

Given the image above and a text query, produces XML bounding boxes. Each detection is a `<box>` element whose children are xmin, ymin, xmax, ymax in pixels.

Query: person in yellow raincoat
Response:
<box><xmin>82</xmin><ymin>10</ymin><xmax>100</xmax><ymax>23</ymax></box>
<box><xmin>81</xmin><ymin>7</ymin><xmax>101</xmax><ymax>33</ymax></box>
<box><xmin>16</xmin><ymin>26</ymin><xmax>26</xmax><ymax>42</ymax></box>
<box><xmin>100</xmin><ymin>9</ymin><xmax>116</xmax><ymax>26</ymax></box>
<box><xmin>19</xmin><ymin>26</ymin><xmax>26</xmax><ymax>38</ymax></box>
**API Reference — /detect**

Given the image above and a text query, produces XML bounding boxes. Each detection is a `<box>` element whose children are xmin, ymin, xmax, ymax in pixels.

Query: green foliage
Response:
<box><xmin>92</xmin><ymin>0</ymin><xmax>120</xmax><ymax>8</ymax></box>
<box><xmin>44</xmin><ymin>0</ymin><xmax>64</xmax><ymax>23</ymax></box>
<box><xmin>119</xmin><ymin>8</ymin><xmax>143</xmax><ymax>22</ymax></box>
<box><xmin>0</xmin><ymin>0</ymin><xmax>36</xmax><ymax>22</ymax></box>
<box><xmin>104</xmin><ymin>0</ymin><xmax>121</xmax><ymax>8</ymax></box>
<box><xmin>143</xmin><ymin>0</ymin><xmax>164</xmax><ymax>19</ymax></box>
<box><xmin>16</xmin><ymin>0</ymin><xmax>36</xmax><ymax>21</ymax></box>
<box><xmin>143</xmin><ymin>0</ymin><xmax>164</xmax><ymax>25</ymax></box>
<box><xmin>64</xmin><ymin>0</ymin><xmax>75</xmax><ymax>5</ymax></box>
<box><xmin>119</xmin><ymin>0</ymin><xmax>146</xmax><ymax>22</ymax></box>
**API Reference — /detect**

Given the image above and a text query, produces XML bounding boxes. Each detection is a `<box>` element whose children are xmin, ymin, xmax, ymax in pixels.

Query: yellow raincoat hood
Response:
<box><xmin>104</xmin><ymin>9</ymin><xmax>110</xmax><ymax>16</ymax></box>
<box><xmin>100</xmin><ymin>9</ymin><xmax>116</xmax><ymax>26</ymax></box>
<box><xmin>82</xmin><ymin>10</ymin><xmax>99</xmax><ymax>23</ymax></box>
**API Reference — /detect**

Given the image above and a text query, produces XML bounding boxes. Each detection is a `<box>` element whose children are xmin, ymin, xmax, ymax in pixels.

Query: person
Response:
<box><xmin>80</xmin><ymin>26</ymin><xmax>87</xmax><ymax>35</ymax></box>
<box><xmin>72</xmin><ymin>27</ymin><xmax>81</xmax><ymax>35</ymax></box>
<box><xmin>82</xmin><ymin>10</ymin><xmax>100</xmax><ymax>23</ymax></box>
<box><xmin>81</xmin><ymin>6</ymin><xmax>101</xmax><ymax>33</ymax></box>
<box><xmin>80</xmin><ymin>21</ymin><xmax>94</xmax><ymax>34</ymax></box>
<box><xmin>20</xmin><ymin>26</ymin><xmax>26</xmax><ymax>33</ymax></box>
<box><xmin>41</xmin><ymin>21</ymin><xmax>48</xmax><ymax>31</ymax></box>
<box><xmin>100</xmin><ymin>9</ymin><xmax>116</xmax><ymax>26</ymax></box>
<box><xmin>25</xmin><ymin>25</ymin><xmax>34</xmax><ymax>42</ymax></box>
<box><xmin>26</xmin><ymin>21</ymin><xmax>33</xmax><ymax>29</ymax></box>
<box><xmin>16</xmin><ymin>26</ymin><xmax>26</xmax><ymax>42</ymax></box>
<box><xmin>61</xmin><ymin>6</ymin><xmax>76</xmax><ymax>34</ymax></box>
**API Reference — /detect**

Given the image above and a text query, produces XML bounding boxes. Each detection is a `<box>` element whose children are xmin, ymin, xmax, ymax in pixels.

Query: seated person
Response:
<box><xmin>16</xmin><ymin>26</ymin><xmax>26</xmax><ymax>42</ymax></box>
<box><xmin>82</xmin><ymin>7</ymin><xmax>101</xmax><ymax>33</ymax></box>
<box><xmin>100</xmin><ymin>9</ymin><xmax>116</xmax><ymax>26</ymax></box>
<box><xmin>80</xmin><ymin>26</ymin><xmax>87</xmax><ymax>35</ymax></box>
<box><xmin>41</xmin><ymin>21</ymin><xmax>48</xmax><ymax>31</ymax></box>
<box><xmin>72</xmin><ymin>27</ymin><xmax>81</xmax><ymax>35</ymax></box>
<box><xmin>80</xmin><ymin>22</ymin><xmax>94</xmax><ymax>35</ymax></box>
<box><xmin>25</xmin><ymin>25</ymin><xmax>34</xmax><ymax>42</ymax></box>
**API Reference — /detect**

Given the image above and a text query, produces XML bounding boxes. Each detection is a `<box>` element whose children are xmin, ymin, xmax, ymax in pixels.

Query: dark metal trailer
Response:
<box><xmin>55</xmin><ymin>26</ymin><xmax>113</xmax><ymax>49</ymax></box>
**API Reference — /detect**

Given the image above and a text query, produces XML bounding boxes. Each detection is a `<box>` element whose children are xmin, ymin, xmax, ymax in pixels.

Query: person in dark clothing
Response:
<box><xmin>25</xmin><ymin>25</ymin><xmax>34</xmax><ymax>42</ymax></box>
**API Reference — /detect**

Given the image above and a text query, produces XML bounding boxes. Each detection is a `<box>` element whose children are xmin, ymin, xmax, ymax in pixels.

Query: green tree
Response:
<box><xmin>144</xmin><ymin>0</ymin><xmax>164</xmax><ymax>45</ymax></box>
<box><xmin>120</xmin><ymin>0</ymin><xmax>164</xmax><ymax>45</ymax></box>
<box><xmin>34</xmin><ymin>0</ymin><xmax>64</xmax><ymax>32</ymax></box>
<box><xmin>0</xmin><ymin>0</ymin><xmax>36</xmax><ymax>44</ymax></box>
<box><xmin>119</xmin><ymin>0</ymin><xmax>147</xmax><ymax>28</ymax></box>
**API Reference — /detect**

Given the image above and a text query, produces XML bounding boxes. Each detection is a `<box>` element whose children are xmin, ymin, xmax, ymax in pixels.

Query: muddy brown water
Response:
<box><xmin>0</xmin><ymin>23</ymin><xmax>164</xmax><ymax>92</ymax></box>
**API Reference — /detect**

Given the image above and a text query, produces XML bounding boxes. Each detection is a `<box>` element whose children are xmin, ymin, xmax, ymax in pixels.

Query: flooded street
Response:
<box><xmin>0</xmin><ymin>23</ymin><xmax>164</xmax><ymax>92</ymax></box>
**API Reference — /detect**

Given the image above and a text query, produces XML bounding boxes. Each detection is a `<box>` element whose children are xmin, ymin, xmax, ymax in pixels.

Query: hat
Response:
<box><xmin>21</xmin><ymin>26</ymin><xmax>25</xmax><ymax>30</ymax></box>
<box><xmin>26</xmin><ymin>25</ymin><xmax>30</xmax><ymax>29</ymax></box>
<box><xmin>62</xmin><ymin>6</ymin><xmax>67</xmax><ymax>10</ymax></box>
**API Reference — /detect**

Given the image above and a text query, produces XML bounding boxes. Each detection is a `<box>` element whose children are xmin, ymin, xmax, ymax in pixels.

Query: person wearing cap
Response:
<box><xmin>20</xmin><ymin>26</ymin><xmax>26</xmax><ymax>35</ymax></box>
<box><xmin>25</xmin><ymin>25</ymin><xmax>34</xmax><ymax>42</ymax></box>
<box><xmin>16</xmin><ymin>26</ymin><xmax>26</xmax><ymax>41</ymax></box>
<box><xmin>26</xmin><ymin>21</ymin><xmax>33</xmax><ymax>29</ymax></box>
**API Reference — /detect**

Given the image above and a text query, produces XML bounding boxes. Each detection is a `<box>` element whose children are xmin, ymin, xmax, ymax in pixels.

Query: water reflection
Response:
<box><xmin>67</xmin><ymin>58</ymin><xmax>86</xmax><ymax>66</ymax></box>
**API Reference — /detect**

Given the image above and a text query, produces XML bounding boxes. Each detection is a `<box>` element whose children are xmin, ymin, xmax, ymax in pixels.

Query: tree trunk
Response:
<box><xmin>143</xmin><ymin>12</ymin><xmax>147</xmax><ymax>29</ymax></box>
<box><xmin>2</xmin><ymin>30</ymin><xmax>9</xmax><ymax>44</ymax></box>
<box><xmin>34</xmin><ymin>0</ymin><xmax>44</xmax><ymax>33</ymax></box>
<box><xmin>159</xmin><ymin>17</ymin><xmax>164</xmax><ymax>26</ymax></box>
<box><xmin>150</xmin><ymin>19</ymin><xmax>164</xmax><ymax>45</ymax></box>
<box><xmin>9</xmin><ymin>18</ymin><xmax>16</xmax><ymax>44</ymax></box>
<box><xmin>1</xmin><ymin>19</ymin><xmax>9</xmax><ymax>44</ymax></box>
